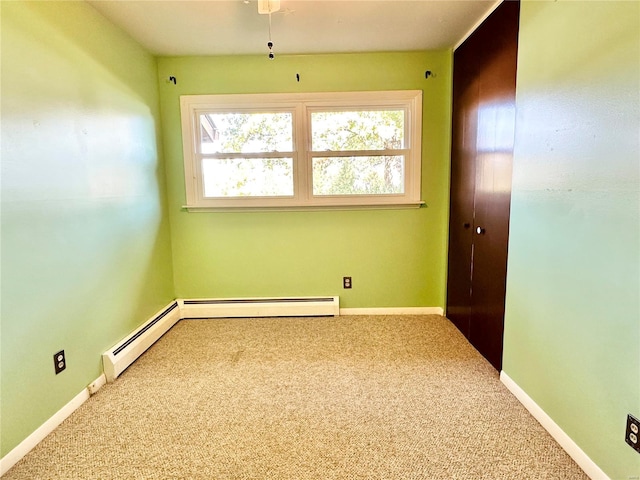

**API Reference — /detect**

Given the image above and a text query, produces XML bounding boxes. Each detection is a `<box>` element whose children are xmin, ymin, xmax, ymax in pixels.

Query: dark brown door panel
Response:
<box><xmin>446</xmin><ymin>1</ymin><xmax>520</xmax><ymax>371</ymax></box>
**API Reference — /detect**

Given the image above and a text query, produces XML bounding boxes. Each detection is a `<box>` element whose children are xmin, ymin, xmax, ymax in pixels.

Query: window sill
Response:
<box><xmin>181</xmin><ymin>202</ymin><xmax>426</xmax><ymax>213</ymax></box>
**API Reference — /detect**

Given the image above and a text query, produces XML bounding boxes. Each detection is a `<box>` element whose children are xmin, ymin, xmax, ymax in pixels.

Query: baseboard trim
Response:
<box><xmin>87</xmin><ymin>373</ymin><xmax>107</xmax><ymax>395</ymax></box>
<box><xmin>0</xmin><ymin>374</ymin><xmax>104</xmax><ymax>476</ymax></box>
<box><xmin>340</xmin><ymin>307</ymin><xmax>444</xmax><ymax>316</ymax></box>
<box><xmin>500</xmin><ymin>371</ymin><xmax>609</xmax><ymax>480</ymax></box>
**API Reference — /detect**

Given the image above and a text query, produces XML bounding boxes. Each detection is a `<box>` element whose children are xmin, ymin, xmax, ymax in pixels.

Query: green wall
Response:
<box><xmin>503</xmin><ymin>1</ymin><xmax>640</xmax><ymax>478</ymax></box>
<box><xmin>0</xmin><ymin>2</ymin><xmax>174</xmax><ymax>456</ymax></box>
<box><xmin>157</xmin><ymin>52</ymin><xmax>452</xmax><ymax>308</ymax></box>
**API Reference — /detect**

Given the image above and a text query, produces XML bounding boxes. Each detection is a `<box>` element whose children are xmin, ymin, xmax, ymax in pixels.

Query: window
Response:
<box><xmin>180</xmin><ymin>91</ymin><xmax>423</xmax><ymax>210</ymax></box>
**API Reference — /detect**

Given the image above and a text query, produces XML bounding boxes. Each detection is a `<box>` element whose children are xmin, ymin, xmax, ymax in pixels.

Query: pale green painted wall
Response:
<box><xmin>503</xmin><ymin>1</ymin><xmax>640</xmax><ymax>478</ymax></box>
<box><xmin>1</xmin><ymin>2</ymin><xmax>174</xmax><ymax>456</ymax></box>
<box><xmin>157</xmin><ymin>52</ymin><xmax>452</xmax><ymax>308</ymax></box>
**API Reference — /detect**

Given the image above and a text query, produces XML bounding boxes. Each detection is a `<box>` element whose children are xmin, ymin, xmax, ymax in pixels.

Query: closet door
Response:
<box><xmin>446</xmin><ymin>78</ymin><xmax>479</xmax><ymax>339</ymax></box>
<box><xmin>446</xmin><ymin>1</ymin><xmax>519</xmax><ymax>371</ymax></box>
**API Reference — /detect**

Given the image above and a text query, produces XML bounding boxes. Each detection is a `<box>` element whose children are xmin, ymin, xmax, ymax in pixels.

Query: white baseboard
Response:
<box><xmin>500</xmin><ymin>371</ymin><xmax>609</xmax><ymax>480</ymax></box>
<box><xmin>0</xmin><ymin>374</ymin><xmax>105</xmax><ymax>476</ymax></box>
<box><xmin>87</xmin><ymin>373</ymin><xmax>107</xmax><ymax>395</ymax></box>
<box><xmin>340</xmin><ymin>306</ymin><xmax>444</xmax><ymax>316</ymax></box>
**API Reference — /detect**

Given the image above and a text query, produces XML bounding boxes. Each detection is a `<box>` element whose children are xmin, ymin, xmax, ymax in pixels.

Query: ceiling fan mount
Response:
<box><xmin>258</xmin><ymin>0</ymin><xmax>280</xmax><ymax>15</ymax></box>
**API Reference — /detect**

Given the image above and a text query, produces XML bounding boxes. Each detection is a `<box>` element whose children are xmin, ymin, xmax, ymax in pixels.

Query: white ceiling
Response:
<box><xmin>87</xmin><ymin>0</ymin><xmax>500</xmax><ymax>57</ymax></box>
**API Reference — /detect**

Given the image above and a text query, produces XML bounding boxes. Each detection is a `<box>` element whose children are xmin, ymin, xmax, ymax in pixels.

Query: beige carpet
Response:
<box><xmin>4</xmin><ymin>315</ymin><xmax>588</xmax><ymax>479</ymax></box>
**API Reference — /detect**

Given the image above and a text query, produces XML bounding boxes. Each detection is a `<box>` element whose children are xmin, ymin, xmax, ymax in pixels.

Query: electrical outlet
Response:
<box><xmin>626</xmin><ymin>414</ymin><xmax>640</xmax><ymax>454</ymax></box>
<box><xmin>343</xmin><ymin>276</ymin><xmax>352</xmax><ymax>289</ymax></box>
<box><xmin>54</xmin><ymin>350</ymin><xmax>66</xmax><ymax>374</ymax></box>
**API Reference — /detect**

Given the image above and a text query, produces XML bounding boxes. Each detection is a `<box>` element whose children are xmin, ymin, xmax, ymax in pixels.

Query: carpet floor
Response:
<box><xmin>4</xmin><ymin>315</ymin><xmax>588</xmax><ymax>479</ymax></box>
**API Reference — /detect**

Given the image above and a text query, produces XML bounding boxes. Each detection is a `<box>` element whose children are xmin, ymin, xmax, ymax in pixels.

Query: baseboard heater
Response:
<box><xmin>102</xmin><ymin>296</ymin><xmax>339</xmax><ymax>382</ymax></box>
<box><xmin>179</xmin><ymin>296</ymin><xmax>340</xmax><ymax>319</ymax></box>
<box><xmin>102</xmin><ymin>301</ymin><xmax>181</xmax><ymax>382</ymax></box>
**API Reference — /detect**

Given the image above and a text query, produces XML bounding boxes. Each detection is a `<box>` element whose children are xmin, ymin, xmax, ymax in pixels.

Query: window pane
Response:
<box><xmin>312</xmin><ymin>156</ymin><xmax>404</xmax><ymax>196</ymax></box>
<box><xmin>200</xmin><ymin>112</ymin><xmax>293</xmax><ymax>154</ymax></box>
<box><xmin>203</xmin><ymin>158</ymin><xmax>294</xmax><ymax>197</ymax></box>
<box><xmin>311</xmin><ymin>110</ymin><xmax>404</xmax><ymax>151</ymax></box>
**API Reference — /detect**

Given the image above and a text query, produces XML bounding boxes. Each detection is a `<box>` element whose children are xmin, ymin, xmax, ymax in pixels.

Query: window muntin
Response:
<box><xmin>180</xmin><ymin>91</ymin><xmax>422</xmax><ymax>210</ymax></box>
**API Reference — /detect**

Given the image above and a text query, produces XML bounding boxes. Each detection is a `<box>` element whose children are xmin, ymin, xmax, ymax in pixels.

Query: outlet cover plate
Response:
<box><xmin>626</xmin><ymin>414</ymin><xmax>640</xmax><ymax>453</ymax></box>
<box><xmin>54</xmin><ymin>350</ymin><xmax>66</xmax><ymax>374</ymax></box>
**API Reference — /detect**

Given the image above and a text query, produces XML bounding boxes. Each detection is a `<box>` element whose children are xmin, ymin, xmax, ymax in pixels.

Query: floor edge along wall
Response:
<box><xmin>0</xmin><ymin>374</ymin><xmax>106</xmax><ymax>476</ymax></box>
<box><xmin>500</xmin><ymin>372</ymin><xmax>608</xmax><ymax>480</ymax></box>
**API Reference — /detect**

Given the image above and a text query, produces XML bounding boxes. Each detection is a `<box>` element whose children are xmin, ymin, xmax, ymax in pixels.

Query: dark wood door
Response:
<box><xmin>446</xmin><ymin>1</ymin><xmax>520</xmax><ymax>371</ymax></box>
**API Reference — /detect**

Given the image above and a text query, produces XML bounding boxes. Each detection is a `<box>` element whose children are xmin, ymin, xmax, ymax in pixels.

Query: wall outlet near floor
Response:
<box><xmin>54</xmin><ymin>350</ymin><xmax>66</xmax><ymax>374</ymax></box>
<box><xmin>626</xmin><ymin>414</ymin><xmax>640</xmax><ymax>453</ymax></box>
<box><xmin>343</xmin><ymin>276</ymin><xmax>352</xmax><ymax>289</ymax></box>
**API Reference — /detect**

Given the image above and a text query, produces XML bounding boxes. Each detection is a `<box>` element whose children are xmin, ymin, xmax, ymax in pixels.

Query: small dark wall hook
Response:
<box><xmin>425</xmin><ymin>70</ymin><xmax>432</xmax><ymax>79</ymax></box>
<box><xmin>168</xmin><ymin>76</ymin><xmax>177</xmax><ymax>85</ymax></box>
<box><xmin>296</xmin><ymin>73</ymin><xmax>300</xmax><ymax>82</ymax></box>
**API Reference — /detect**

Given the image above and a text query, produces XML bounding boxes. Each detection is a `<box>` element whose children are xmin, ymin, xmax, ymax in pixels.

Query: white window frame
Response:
<box><xmin>180</xmin><ymin>90</ymin><xmax>423</xmax><ymax>211</ymax></box>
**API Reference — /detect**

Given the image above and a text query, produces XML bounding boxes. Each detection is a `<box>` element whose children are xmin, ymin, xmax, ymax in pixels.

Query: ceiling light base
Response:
<box><xmin>258</xmin><ymin>0</ymin><xmax>280</xmax><ymax>15</ymax></box>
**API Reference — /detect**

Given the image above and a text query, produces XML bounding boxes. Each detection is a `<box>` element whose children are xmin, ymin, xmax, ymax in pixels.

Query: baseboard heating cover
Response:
<box><xmin>102</xmin><ymin>297</ymin><xmax>338</xmax><ymax>382</ymax></box>
<box><xmin>179</xmin><ymin>296</ymin><xmax>340</xmax><ymax>319</ymax></box>
<box><xmin>102</xmin><ymin>301</ymin><xmax>180</xmax><ymax>382</ymax></box>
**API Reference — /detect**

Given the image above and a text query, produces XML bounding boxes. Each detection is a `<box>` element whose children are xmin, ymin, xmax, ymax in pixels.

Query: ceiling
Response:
<box><xmin>87</xmin><ymin>0</ymin><xmax>500</xmax><ymax>57</ymax></box>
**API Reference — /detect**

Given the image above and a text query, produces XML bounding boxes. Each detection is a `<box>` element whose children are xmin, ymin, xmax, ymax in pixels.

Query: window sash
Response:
<box><xmin>309</xmin><ymin>108</ymin><xmax>408</xmax><ymax>152</ymax></box>
<box><xmin>201</xmin><ymin>157</ymin><xmax>295</xmax><ymax>198</ymax></box>
<box><xmin>311</xmin><ymin>155</ymin><xmax>406</xmax><ymax>197</ymax></box>
<box><xmin>197</xmin><ymin>110</ymin><xmax>295</xmax><ymax>155</ymax></box>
